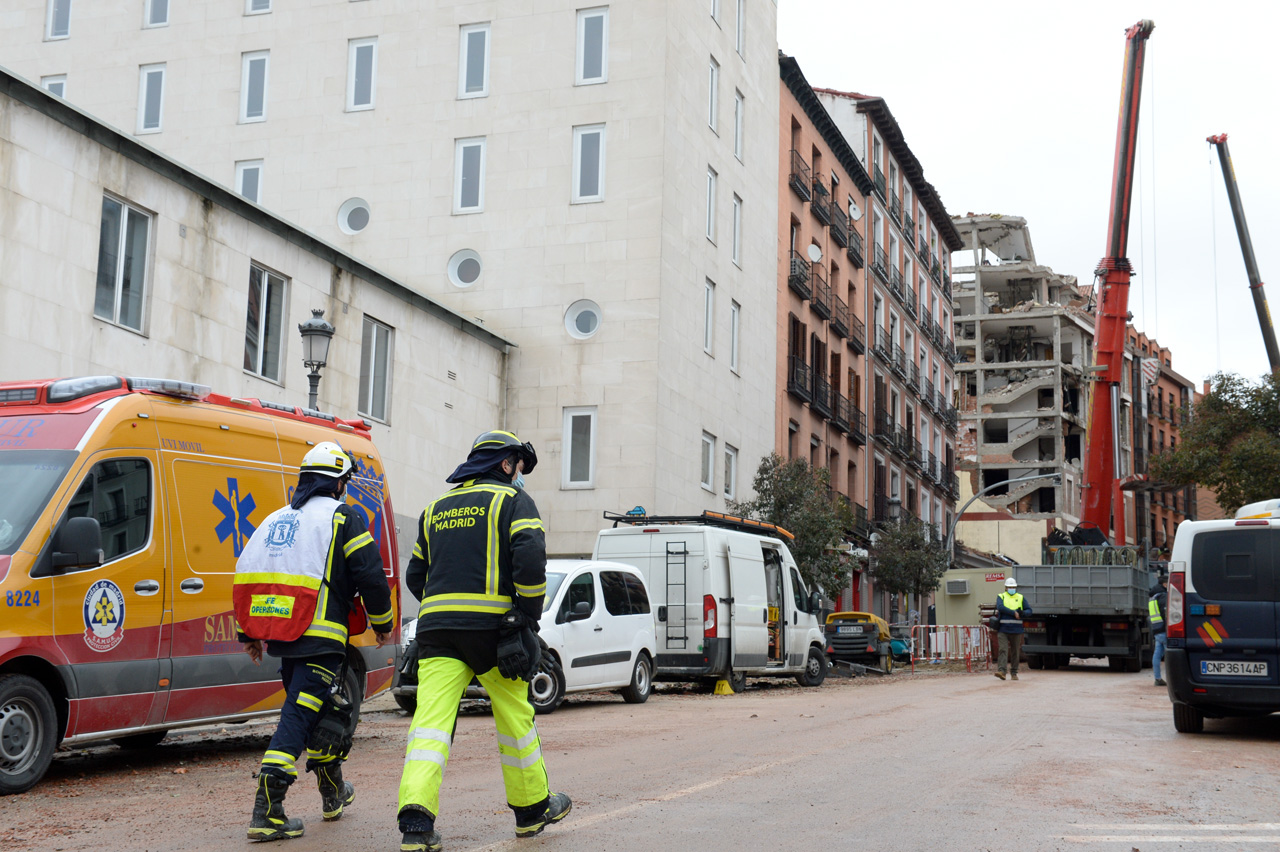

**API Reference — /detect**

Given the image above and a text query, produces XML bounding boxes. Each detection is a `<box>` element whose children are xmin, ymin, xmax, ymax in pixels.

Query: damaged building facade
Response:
<box><xmin>951</xmin><ymin>215</ymin><xmax>1125</xmax><ymax>564</ymax></box>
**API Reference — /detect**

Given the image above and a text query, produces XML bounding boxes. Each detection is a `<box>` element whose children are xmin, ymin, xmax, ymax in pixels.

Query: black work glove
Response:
<box><xmin>497</xmin><ymin>610</ymin><xmax>541</xmax><ymax>681</ymax></box>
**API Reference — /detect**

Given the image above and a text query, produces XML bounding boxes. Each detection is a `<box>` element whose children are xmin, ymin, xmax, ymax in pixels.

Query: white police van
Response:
<box><xmin>1165</xmin><ymin>499</ymin><xmax>1280</xmax><ymax>732</ymax></box>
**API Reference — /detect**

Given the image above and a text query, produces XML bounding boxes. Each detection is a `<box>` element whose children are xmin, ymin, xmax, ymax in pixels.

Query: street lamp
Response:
<box><xmin>298</xmin><ymin>308</ymin><xmax>335</xmax><ymax>411</ymax></box>
<box><xmin>944</xmin><ymin>472</ymin><xmax>1063</xmax><ymax>560</ymax></box>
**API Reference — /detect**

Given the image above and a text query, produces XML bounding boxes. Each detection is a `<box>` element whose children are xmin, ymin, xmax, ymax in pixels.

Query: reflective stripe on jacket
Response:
<box><xmin>406</xmin><ymin>475</ymin><xmax>547</xmax><ymax>631</ymax></box>
<box><xmin>997</xmin><ymin>591</ymin><xmax>1030</xmax><ymax>634</ymax></box>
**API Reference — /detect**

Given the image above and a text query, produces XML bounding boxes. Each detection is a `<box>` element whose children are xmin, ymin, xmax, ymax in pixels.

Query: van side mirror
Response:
<box><xmin>52</xmin><ymin>517</ymin><xmax>104</xmax><ymax>571</ymax></box>
<box><xmin>809</xmin><ymin>591</ymin><xmax>822</xmax><ymax>613</ymax></box>
<box><xmin>565</xmin><ymin>601</ymin><xmax>592</xmax><ymax>622</ymax></box>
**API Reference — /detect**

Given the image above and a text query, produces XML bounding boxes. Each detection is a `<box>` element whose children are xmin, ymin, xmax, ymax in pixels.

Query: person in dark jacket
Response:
<box><xmin>994</xmin><ymin>577</ymin><xmax>1032</xmax><ymax>681</ymax></box>
<box><xmin>397</xmin><ymin>431</ymin><xmax>571</xmax><ymax>852</ymax></box>
<box><xmin>1150</xmin><ymin>573</ymin><xmax>1168</xmax><ymax>686</ymax></box>
<box><xmin>236</xmin><ymin>442</ymin><xmax>394</xmax><ymax>841</ymax></box>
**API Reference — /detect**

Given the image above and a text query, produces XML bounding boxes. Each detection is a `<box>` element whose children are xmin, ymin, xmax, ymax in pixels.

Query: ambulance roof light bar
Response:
<box><xmin>127</xmin><ymin>377</ymin><xmax>212</xmax><ymax>400</ymax></box>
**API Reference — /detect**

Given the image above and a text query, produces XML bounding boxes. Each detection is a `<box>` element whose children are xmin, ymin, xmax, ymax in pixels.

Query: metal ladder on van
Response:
<box><xmin>665</xmin><ymin>541</ymin><xmax>688</xmax><ymax>649</ymax></box>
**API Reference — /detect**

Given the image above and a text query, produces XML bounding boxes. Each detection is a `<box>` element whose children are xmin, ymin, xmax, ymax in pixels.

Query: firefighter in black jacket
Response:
<box><xmin>236</xmin><ymin>442</ymin><xmax>395</xmax><ymax>841</ymax></box>
<box><xmin>397</xmin><ymin>431</ymin><xmax>571</xmax><ymax>852</ymax></box>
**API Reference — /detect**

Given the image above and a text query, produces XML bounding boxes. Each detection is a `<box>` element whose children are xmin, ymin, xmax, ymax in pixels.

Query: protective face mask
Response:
<box><xmin>513</xmin><ymin>472</ymin><xmax>526</xmax><ymax>490</ymax></box>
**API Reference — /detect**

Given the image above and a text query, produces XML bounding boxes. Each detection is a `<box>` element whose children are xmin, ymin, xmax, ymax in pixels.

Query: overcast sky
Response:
<box><xmin>778</xmin><ymin>0</ymin><xmax>1280</xmax><ymax>388</ymax></box>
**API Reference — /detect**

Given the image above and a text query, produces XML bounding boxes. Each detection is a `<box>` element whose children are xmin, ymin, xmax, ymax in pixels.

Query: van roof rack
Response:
<box><xmin>602</xmin><ymin>510</ymin><xmax>795</xmax><ymax>541</ymax></box>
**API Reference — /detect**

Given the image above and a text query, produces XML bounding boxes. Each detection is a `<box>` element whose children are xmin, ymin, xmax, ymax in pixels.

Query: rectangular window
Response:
<box><xmin>145</xmin><ymin>0</ymin><xmax>168</xmax><ymax>27</ymax></box>
<box><xmin>41</xmin><ymin>75</ymin><xmax>66</xmax><ymax>97</ymax></box>
<box><xmin>94</xmin><ymin>195</ymin><xmax>151</xmax><ymax>332</ymax></box>
<box><xmin>137</xmin><ymin>63</ymin><xmax>165</xmax><ymax>133</ymax></box>
<box><xmin>572</xmin><ymin>124</ymin><xmax>605</xmax><ymax>203</ymax></box>
<box><xmin>729</xmin><ymin>300</ymin><xmax>740</xmax><ymax>373</ymax></box>
<box><xmin>240</xmin><ymin>51</ymin><xmax>269</xmax><ymax>122</ymax></box>
<box><xmin>46</xmin><ymin>0</ymin><xmax>70</xmax><ymax>39</ymax></box>
<box><xmin>359</xmin><ymin>315</ymin><xmax>393</xmax><ymax>422</ymax></box>
<box><xmin>703</xmin><ymin>279</ymin><xmax>715</xmax><ymax>354</ymax></box>
<box><xmin>705</xmin><ymin>167</ymin><xmax>717</xmax><ymax>242</ymax></box>
<box><xmin>563</xmin><ymin>406</ymin><xmax>597</xmax><ymax>488</ymax></box>
<box><xmin>235</xmin><ymin>160</ymin><xmax>263</xmax><ymax>203</ymax></box>
<box><xmin>733</xmin><ymin>90</ymin><xmax>744</xmax><ymax>161</ymax></box>
<box><xmin>724</xmin><ymin>444</ymin><xmax>738</xmax><ymax>500</ymax></box>
<box><xmin>576</xmin><ymin>7</ymin><xmax>608</xmax><ymax>85</ymax></box>
<box><xmin>701</xmin><ymin>432</ymin><xmax>716</xmax><ymax>491</ymax></box>
<box><xmin>711</xmin><ymin>0</ymin><xmax>720</xmax><ymax>24</ymax></box>
<box><xmin>246</xmin><ymin>0</ymin><xmax>270</xmax><ymax>13</ymax></box>
<box><xmin>454</xmin><ymin>137</ymin><xmax>486</xmax><ymax>213</ymax></box>
<box><xmin>707</xmin><ymin>57</ymin><xmax>719</xmax><ymax>132</ymax></box>
<box><xmin>731</xmin><ymin>193</ymin><xmax>742</xmax><ymax>266</ymax></box>
<box><xmin>243</xmin><ymin>263</ymin><xmax>287</xmax><ymax>382</ymax></box>
<box><xmin>347</xmin><ymin>38</ymin><xmax>377</xmax><ymax>111</ymax></box>
<box><xmin>735</xmin><ymin>0</ymin><xmax>745</xmax><ymax>54</ymax></box>
<box><xmin>458</xmin><ymin>23</ymin><xmax>490</xmax><ymax>98</ymax></box>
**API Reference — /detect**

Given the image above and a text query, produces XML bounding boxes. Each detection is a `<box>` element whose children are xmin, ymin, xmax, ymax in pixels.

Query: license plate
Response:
<box><xmin>837</xmin><ymin>625</ymin><xmax>863</xmax><ymax>634</ymax></box>
<box><xmin>1200</xmin><ymin>660</ymin><xmax>1269</xmax><ymax>677</ymax></box>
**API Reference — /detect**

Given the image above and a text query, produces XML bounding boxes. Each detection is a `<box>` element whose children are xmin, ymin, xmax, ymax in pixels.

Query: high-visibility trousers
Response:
<box><xmin>398</xmin><ymin>655</ymin><xmax>549</xmax><ymax>819</ymax></box>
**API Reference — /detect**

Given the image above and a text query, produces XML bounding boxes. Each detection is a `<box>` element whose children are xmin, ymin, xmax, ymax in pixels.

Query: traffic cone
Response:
<box><xmin>713</xmin><ymin>680</ymin><xmax>735</xmax><ymax>695</ymax></box>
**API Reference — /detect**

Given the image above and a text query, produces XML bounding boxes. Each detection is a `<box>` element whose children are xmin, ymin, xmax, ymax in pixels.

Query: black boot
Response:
<box><xmin>315</xmin><ymin>763</ymin><xmax>355</xmax><ymax>821</ymax></box>
<box><xmin>514</xmin><ymin>792</ymin><xmax>572</xmax><ymax>839</ymax></box>
<box><xmin>248</xmin><ymin>773</ymin><xmax>304</xmax><ymax>842</ymax></box>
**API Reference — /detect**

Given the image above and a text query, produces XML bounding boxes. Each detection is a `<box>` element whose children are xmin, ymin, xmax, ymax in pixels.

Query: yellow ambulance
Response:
<box><xmin>0</xmin><ymin>376</ymin><xmax>400</xmax><ymax>793</ymax></box>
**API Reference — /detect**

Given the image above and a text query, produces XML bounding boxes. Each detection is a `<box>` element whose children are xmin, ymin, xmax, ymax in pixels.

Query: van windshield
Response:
<box><xmin>543</xmin><ymin>571</ymin><xmax>567</xmax><ymax>612</ymax></box>
<box><xmin>0</xmin><ymin>450</ymin><xmax>77</xmax><ymax>555</ymax></box>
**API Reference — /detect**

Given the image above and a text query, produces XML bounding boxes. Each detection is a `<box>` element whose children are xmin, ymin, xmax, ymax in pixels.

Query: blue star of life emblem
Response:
<box><xmin>214</xmin><ymin>477</ymin><xmax>258</xmax><ymax>556</ymax></box>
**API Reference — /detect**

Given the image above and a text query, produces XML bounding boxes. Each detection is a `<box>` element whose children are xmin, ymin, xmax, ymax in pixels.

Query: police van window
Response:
<box><xmin>1190</xmin><ymin>530</ymin><xmax>1279</xmax><ymax>602</ymax></box>
<box><xmin>621</xmin><ymin>571</ymin><xmax>651</xmax><ymax>615</ymax></box>
<box><xmin>790</xmin><ymin>566</ymin><xmax>809</xmax><ymax>613</ymax></box>
<box><xmin>561</xmin><ymin>572</ymin><xmax>596</xmax><ymax>620</ymax></box>
<box><xmin>601</xmin><ymin>570</ymin><xmax>629</xmax><ymax>616</ymax></box>
<box><xmin>64</xmin><ymin>458</ymin><xmax>151</xmax><ymax>565</ymax></box>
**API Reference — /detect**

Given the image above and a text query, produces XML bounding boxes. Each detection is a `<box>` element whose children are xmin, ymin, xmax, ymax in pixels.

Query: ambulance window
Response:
<box><xmin>560</xmin><ymin>572</ymin><xmax>596</xmax><ymax>620</ymax></box>
<box><xmin>64</xmin><ymin>458</ymin><xmax>151</xmax><ymax>565</ymax></box>
<box><xmin>790</xmin><ymin>567</ymin><xmax>808</xmax><ymax>613</ymax></box>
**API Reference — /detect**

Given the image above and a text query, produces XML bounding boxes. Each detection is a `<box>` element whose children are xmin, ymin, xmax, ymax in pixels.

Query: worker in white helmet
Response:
<box><xmin>993</xmin><ymin>577</ymin><xmax>1032</xmax><ymax>681</ymax></box>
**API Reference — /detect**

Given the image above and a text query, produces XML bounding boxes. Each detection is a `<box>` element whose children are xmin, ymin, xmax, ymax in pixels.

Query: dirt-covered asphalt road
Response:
<box><xmin>5</xmin><ymin>661</ymin><xmax>1279</xmax><ymax>852</ymax></box>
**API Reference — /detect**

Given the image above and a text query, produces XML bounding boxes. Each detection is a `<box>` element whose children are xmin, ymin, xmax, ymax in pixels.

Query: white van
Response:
<box><xmin>394</xmin><ymin>559</ymin><xmax>657</xmax><ymax>714</ymax></box>
<box><xmin>592</xmin><ymin>512</ymin><xmax>828</xmax><ymax>691</ymax></box>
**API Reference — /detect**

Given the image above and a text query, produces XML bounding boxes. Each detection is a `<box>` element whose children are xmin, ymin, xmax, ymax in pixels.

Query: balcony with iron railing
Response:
<box><xmin>831</xmin><ymin>294</ymin><xmax>849</xmax><ymax>340</ymax></box>
<box><xmin>871</xmin><ymin>245</ymin><xmax>889</xmax><ymax>284</ymax></box>
<box><xmin>927</xmin><ymin>451</ymin><xmax>939</xmax><ymax>483</ymax></box>
<box><xmin>907</xmin><ymin>362</ymin><xmax>920</xmax><ymax>393</ymax></box>
<box><xmin>873</xmin><ymin>492</ymin><xmax>890</xmax><ymax>524</ymax></box>
<box><xmin>787</xmin><ymin>356</ymin><xmax>812</xmax><ymax>404</ymax></box>
<box><xmin>893</xmin><ymin>426</ymin><xmax>912</xmax><ymax>461</ymax></box>
<box><xmin>942</xmin><ymin>271</ymin><xmax>952</xmax><ymax>302</ymax></box>
<box><xmin>903</xmin><ymin>212</ymin><xmax>915</xmax><ymax>245</ymax></box>
<box><xmin>920</xmin><ymin>307</ymin><xmax>934</xmax><ymax>338</ymax></box>
<box><xmin>811</xmin><ymin>179</ymin><xmax>832</xmax><ymax>226</ymax></box>
<box><xmin>852</xmin><ymin>503</ymin><xmax>870</xmax><ymax>538</ymax></box>
<box><xmin>873</xmin><ymin>326</ymin><xmax>892</xmax><ymax>363</ymax></box>
<box><xmin>831</xmin><ymin>206</ymin><xmax>849</xmax><ymax>248</ymax></box>
<box><xmin>847</xmin><ymin>312</ymin><xmax>866</xmax><ymax>354</ymax></box>
<box><xmin>848</xmin><ymin>403</ymin><xmax>867</xmax><ymax>445</ymax></box>
<box><xmin>904</xmin><ymin>282</ymin><xmax>917</xmax><ymax>321</ymax></box>
<box><xmin>811</xmin><ymin>372</ymin><xmax>833</xmax><ymax>420</ymax></box>
<box><xmin>874</xmin><ymin>407</ymin><xmax>895</xmax><ymax>446</ymax></box>
<box><xmin>788</xmin><ymin>250</ymin><xmax>812</xmax><ymax>300</ymax></box>
<box><xmin>873</xmin><ymin>165</ymin><xmax>886</xmax><ymax>200</ymax></box>
<box><xmin>891</xmin><ymin>343</ymin><xmax>908</xmax><ymax>378</ymax></box>
<box><xmin>909</xmin><ymin>439</ymin><xmax>925</xmax><ymax>471</ymax></box>
<box><xmin>846</xmin><ymin>225</ymin><xmax>864</xmax><ymax>268</ymax></box>
<box><xmin>933</xmin><ymin>321</ymin><xmax>946</xmax><ymax>348</ymax></box>
<box><xmin>789</xmin><ymin>149</ymin><xmax>812</xmax><ymax>202</ymax></box>
<box><xmin>922</xmin><ymin>378</ymin><xmax>936</xmax><ymax>411</ymax></box>
<box><xmin>833</xmin><ymin>392</ymin><xmax>850</xmax><ymax>433</ymax></box>
<box><xmin>890</xmin><ymin>192</ymin><xmax>902</xmax><ymax>226</ymax></box>
<box><xmin>930</xmin><ymin>256</ymin><xmax>942</xmax><ymax>283</ymax></box>
<box><xmin>811</xmin><ymin>264</ymin><xmax>831</xmax><ymax>321</ymax></box>
<box><xmin>888</xmin><ymin>266</ymin><xmax>905</xmax><ymax>303</ymax></box>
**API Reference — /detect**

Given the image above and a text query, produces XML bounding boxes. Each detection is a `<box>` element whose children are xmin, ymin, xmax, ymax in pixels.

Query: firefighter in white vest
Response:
<box><xmin>234</xmin><ymin>442</ymin><xmax>395</xmax><ymax>842</ymax></box>
<box><xmin>397</xmin><ymin>431</ymin><xmax>571</xmax><ymax>852</ymax></box>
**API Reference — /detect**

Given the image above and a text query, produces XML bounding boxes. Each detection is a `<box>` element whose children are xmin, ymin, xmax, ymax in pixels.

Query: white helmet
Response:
<box><xmin>300</xmin><ymin>441</ymin><xmax>353</xmax><ymax>479</ymax></box>
<box><xmin>1004</xmin><ymin>578</ymin><xmax>1018</xmax><ymax>589</ymax></box>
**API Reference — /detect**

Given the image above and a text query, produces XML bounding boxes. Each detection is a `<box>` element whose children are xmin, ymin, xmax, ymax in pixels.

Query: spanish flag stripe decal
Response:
<box><xmin>1195</xmin><ymin>624</ymin><xmax>1214</xmax><ymax>646</ymax></box>
<box><xmin>1210</xmin><ymin>618</ymin><xmax>1230</xmax><ymax>639</ymax></box>
<box><xmin>1203</xmin><ymin>622</ymin><xmax>1224</xmax><ymax>644</ymax></box>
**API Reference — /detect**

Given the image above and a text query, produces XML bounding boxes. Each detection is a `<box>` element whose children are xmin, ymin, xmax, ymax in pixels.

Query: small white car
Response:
<box><xmin>394</xmin><ymin>559</ymin><xmax>657</xmax><ymax>714</ymax></box>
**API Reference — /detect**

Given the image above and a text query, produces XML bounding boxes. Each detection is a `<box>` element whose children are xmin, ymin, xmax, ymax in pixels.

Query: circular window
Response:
<box><xmin>565</xmin><ymin>300</ymin><xmax>602</xmax><ymax>339</ymax></box>
<box><xmin>337</xmin><ymin>197</ymin><xmax>371</xmax><ymax>235</ymax></box>
<box><xmin>448</xmin><ymin>249</ymin><xmax>483</xmax><ymax>288</ymax></box>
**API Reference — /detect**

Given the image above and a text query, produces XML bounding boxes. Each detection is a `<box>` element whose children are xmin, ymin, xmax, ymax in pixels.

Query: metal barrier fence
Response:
<box><xmin>910</xmin><ymin>625</ymin><xmax>992</xmax><ymax>673</ymax></box>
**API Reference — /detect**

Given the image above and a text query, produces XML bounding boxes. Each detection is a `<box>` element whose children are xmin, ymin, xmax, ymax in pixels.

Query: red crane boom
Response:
<box><xmin>1080</xmin><ymin>19</ymin><xmax>1156</xmax><ymax>542</ymax></box>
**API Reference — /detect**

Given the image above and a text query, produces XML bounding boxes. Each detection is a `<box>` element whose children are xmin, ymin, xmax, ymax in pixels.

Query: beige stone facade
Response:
<box><xmin>0</xmin><ymin>1</ymin><xmax>784</xmax><ymax>554</ymax></box>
